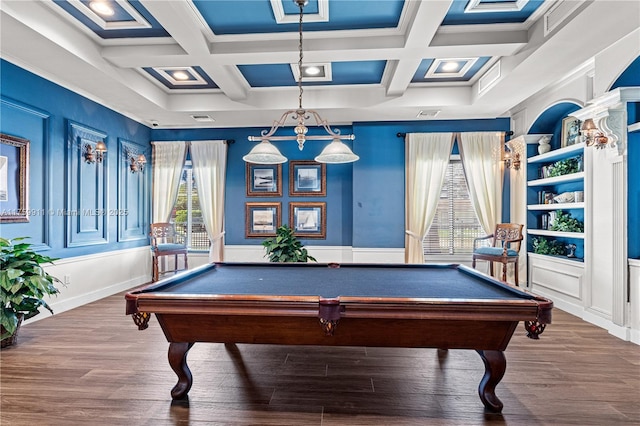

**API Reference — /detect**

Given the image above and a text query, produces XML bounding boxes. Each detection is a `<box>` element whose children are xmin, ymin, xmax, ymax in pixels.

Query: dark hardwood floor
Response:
<box><xmin>1</xmin><ymin>290</ymin><xmax>639</xmax><ymax>425</ymax></box>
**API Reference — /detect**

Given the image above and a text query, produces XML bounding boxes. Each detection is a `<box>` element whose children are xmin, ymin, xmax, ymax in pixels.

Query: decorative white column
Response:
<box><xmin>571</xmin><ymin>87</ymin><xmax>639</xmax><ymax>330</ymax></box>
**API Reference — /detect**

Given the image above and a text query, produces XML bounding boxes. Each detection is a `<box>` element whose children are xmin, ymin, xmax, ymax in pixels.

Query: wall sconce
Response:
<box><xmin>126</xmin><ymin>149</ymin><xmax>147</xmax><ymax>173</ymax></box>
<box><xmin>580</xmin><ymin>118</ymin><xmax>609</xmax><ymax>149</ymax></box>
<box><xmin>504</xmin><ymin>146</ymin><xmax>521</xmax><ymax>170</ymax></box>
<box><xmin>83</xmin><ymin>141</ymin><xmax>107</xmax><ymax>163</ymax></box>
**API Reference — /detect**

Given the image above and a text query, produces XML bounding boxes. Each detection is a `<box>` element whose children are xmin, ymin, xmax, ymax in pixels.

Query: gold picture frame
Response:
<box><xmin>289</xmin><ymin>202</ymin><xmax>326</xmax><ymax>239</ymax></box>
<box><xmin>245</xmin><ymin>202</ymin><xmax>281</xmax><ymax>238</ymax></box>
<box><xmin>561</xmin><ymin>116</ymin><xmax>581</xmax><ymax>148</ymax></box>
<box><xmin>246</xmin><ymin>163</ymin><xmax>282</xmax><ymax>197</ymax></box>
<box><xmin>0</xmin><ymin>133</ymin><xmax>30</xmax><ymax>223</ymax></box>
<box><xmin>289</xmin><ymin>160</ymin><xmax>326</xmax><ymax>196</ymax></box>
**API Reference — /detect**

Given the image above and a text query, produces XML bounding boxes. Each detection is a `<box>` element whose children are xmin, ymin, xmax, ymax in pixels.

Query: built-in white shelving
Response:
<box><xmin>528</xmin><ymin>202</ymin><xmax>585</xmax><ymax>210</ymax></box>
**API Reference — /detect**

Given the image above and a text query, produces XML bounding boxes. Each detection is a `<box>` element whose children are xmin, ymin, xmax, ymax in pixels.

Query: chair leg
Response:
<box><xmin>184</xmin><ymin>253</ymin><xmax>188</xmax><ymax>271</ymax></box>
<box><xmin>489</xmin><ymin>262</ymin><xmax>494</xmax><ymax>276</ymax></box>
<box><xmin>514</xmin><ymin>260</ymin><xmax>519</xmax><ymax>286</ymax></box>
<box><xmin>472</xmin><ymin>257</ymin><xmax>477</xmax><ymax>269</ymax></box>
<box><xmin>152</xmin><ymin>256</ymin><xmax>159</xmax><ymax>282</ymax></box>
<box><xmin>502</xmin><ymin>262</ymin><xmax>507</xmax><ymax>282</ymax></box>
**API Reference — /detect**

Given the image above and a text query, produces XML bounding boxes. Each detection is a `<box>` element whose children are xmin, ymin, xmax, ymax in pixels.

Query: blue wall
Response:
<box><xmin>0</xmin><ymin>59</ymin><xmax>151</xmax><ymax>257</ymax></box>
<box><xmin>156</xmin><ymin>118</ymin><xmax>510</xmax><ymax>249</ymax></box>
<box><xmin>1</xmin><ymin>59</ymin><xmax>511</xmax><ymax>255</ymax></box>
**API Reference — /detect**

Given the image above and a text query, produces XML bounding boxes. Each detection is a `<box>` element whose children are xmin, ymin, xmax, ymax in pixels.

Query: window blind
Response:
<box><xmin>423</xmin><ymin>160</ymin><xmax>484</xmax><ymax>255</ymax></box>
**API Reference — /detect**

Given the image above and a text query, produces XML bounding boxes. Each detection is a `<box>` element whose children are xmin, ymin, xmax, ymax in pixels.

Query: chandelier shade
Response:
<box><xmin>245</xmin><ymin>0</ymin><xmax>357</xmax><ymax>165</ymax></box>
<box><xmin>315</xmin><ymin>139</ymin><xmax>359</xmax><ymax>164</ymax></box>
<box><xmin>242</xmin><ymin>140</ymin><xmax>287</xmax><ymax>164</ymax></box>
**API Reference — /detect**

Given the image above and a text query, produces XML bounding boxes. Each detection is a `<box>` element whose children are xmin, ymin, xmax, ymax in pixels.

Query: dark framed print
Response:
<box><xmin>0</xmin><ymin>134</ymin><xmax>29</xmax><ymax>223</ymax></box>
<box><xmin>289</xmin><ymin>202</ymin><xmax>326</xmax><ymax>239</ymax></box>
<box><xmin>289</xmin><ymin>160</ymin><xmax>326</xmax><ymax>196</ymax></box>
<box><xmin>561</xmin><ymin>116</ymin><xmax>581</xmax><ymax>148</ymax></box>
<box><xmin>245</xmin><ymin>202</ymin><xmax>281</xmax><ymax>238</ymax></box>
<box><xmin>246</xmin><ymin>163</ymin><xmax>282</xmax><ymax>196</ymax></box>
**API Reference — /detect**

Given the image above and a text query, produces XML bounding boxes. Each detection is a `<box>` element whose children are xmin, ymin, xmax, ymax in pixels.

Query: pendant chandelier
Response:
<box><xmin>243</xmin><ymin>0</ymin><xmax>358</xmax><ymax>164</ymax></box>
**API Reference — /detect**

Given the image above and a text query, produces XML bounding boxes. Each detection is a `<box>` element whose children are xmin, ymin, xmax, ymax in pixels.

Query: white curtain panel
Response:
<box><xmin>405</xmin><ymin>133</ymin><xmax>455</xmax><ymax>264</ymax></box>
<box><xmin>457</xmin><ymin>132</ymin><xmax>504</xmax><ymax>235</ymax></box>
<box><xmin>151</xmin><ymin>141</ymin><xmax>187</xmax><ymax>222</ymax></box>
<box><xmin>190</xmin><ymin>140</ymin><xmax>228</xmax><ymax>262</ymax></box>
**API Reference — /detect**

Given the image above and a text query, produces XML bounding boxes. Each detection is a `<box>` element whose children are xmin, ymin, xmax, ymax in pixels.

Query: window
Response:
<box><xmin>423</xmin><ymin>157</ymin><xmax>484</xmax><ymax>256</ymax></box>
<box><xmin>170</xmin><ymin>161</ymin><xmax>210</xmax><ymax>250</ymax></box>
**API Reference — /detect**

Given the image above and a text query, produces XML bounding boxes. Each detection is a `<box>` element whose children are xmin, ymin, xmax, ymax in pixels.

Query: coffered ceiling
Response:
<box><xmin>0</xmin><ymin>1</ymin><xmax>637</xmax><ymax>129</ymax></box>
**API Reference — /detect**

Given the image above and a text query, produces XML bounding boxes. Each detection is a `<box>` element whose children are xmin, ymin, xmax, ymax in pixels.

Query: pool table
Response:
<box><xmin>125</xmin><ymin>262</ymin><xmax>553</xmax><ymax>412</ymax></box>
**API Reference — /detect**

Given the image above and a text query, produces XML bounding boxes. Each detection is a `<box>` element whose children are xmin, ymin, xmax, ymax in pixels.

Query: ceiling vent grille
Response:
<box><xmin>544</xmin><ymin>0</ymin><xmax>584</xmax><ymax>36</ymax></box>
<box><xmin>191</xmin><ymin>115</ymin><xmax>215</xmax><ymax>123</ymax></box>
<box><xmin>416</xmin><ymin>110</ymin><xmax>441</xmax><ymax>119</ymax></box>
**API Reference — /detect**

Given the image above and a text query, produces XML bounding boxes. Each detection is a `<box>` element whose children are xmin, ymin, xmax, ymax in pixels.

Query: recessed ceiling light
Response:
<box><xmin>89</xmin><ymin>1</ymin><xmax>115</xmax><ymax>16</ymax></box>
<box><xmin>172</xmin><ymin>71</ymin><xmax>190</xmax><ymax>81</ymax></box>
<box><xmin>303</xmin><ymin>66</ymin><xmax>322</xmax><ymax>76</ymax></box>
<box><xmin>441</xmin><ymin>62</ymin><xmax>460</xmax><ymax>72</ymax></box>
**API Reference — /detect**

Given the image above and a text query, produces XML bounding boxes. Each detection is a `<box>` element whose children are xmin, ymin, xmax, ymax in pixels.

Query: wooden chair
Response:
<box><xmin>472</xmin><ymin>223</ymin><xmax>524</xmax><ymax>285</ymax></box>
<box><xmin>150</xmin><ymin>222</ymin><xmax>188</xmax><ymax>282</ymax></box>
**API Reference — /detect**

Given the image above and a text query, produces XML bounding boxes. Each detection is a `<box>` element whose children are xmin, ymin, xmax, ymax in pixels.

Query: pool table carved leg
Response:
<box><xmin>476</xmin><ymin>349</ymin><xmax>506</xmax><ymax>413</ymax></box>
<box><xmin>168</xmin><ymin>342</ymin><xmax>194</xmax><ymax>399</ymax></box>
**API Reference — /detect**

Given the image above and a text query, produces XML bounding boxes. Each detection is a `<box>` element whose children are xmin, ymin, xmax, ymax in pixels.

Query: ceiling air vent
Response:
<box><xmin>191</xmin><ymin>115</ymin><xmax>215</xmax><ymax>123</ymax></box>
<box><xmin>416</xmin><ymin>110</ymin><xmax>441</xmax><ymax>119</ymax></box>
<box><xmin>544</xmin><ymin>0</ymin><xmax>584</xmax><ymax>36</ymax></box>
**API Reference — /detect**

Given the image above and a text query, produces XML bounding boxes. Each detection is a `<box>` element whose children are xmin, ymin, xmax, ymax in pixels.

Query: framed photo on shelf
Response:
<box><xmin>246</xmin><ymin>163</ymin><xmax>282</xmax><ymax>196</ymax></box>
<box><xmin>245</xmin><ymin>202</ymin><xmax>281</xmax><ymax>238</ymax></box>
<box><xmin>289</xmin><ymin>160</ymin><xmax>326</xmax><ymax>196</ymax></box>
<box><xmin>289</xmin><ymin>202</ymin><xmax>326</xmax><ymax>239</ymax></box>
<box><xmin>0</xmin><ymin>133</ymin><xmax>29</xmax><ymax>223</ymax></box>
<box><xmin>561</xmin><ymin>116</ymin><xmax>581</xmax><ymax>148</ymax></box>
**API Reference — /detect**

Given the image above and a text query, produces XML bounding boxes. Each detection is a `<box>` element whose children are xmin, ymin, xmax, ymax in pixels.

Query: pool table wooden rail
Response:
<box><xmin>124</xmin><ymin>262</ymin><xmax>553</xmax><ymax>413</ymax></box>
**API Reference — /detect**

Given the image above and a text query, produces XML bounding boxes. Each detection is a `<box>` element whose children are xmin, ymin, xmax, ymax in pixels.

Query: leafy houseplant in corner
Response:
<box><xmin>1</xmin><ymin>237</ymin><xmax>62</xmax><ymax>348</ymax></box>
<box><xmin>262</xmin><ymin>224</ymin><xmax>317</xmax><ymax>263</ymax></box>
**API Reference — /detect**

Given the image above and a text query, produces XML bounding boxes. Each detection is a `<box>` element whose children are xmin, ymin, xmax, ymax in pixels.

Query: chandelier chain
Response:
<box><xmin>297</xmin><ymin>1</ymin><xmax>304</xmax><ymax>110</ymax></box>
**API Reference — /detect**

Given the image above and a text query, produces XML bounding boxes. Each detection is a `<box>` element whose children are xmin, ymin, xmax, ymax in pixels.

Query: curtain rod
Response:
<box><xmin>396</xmin><ymin>131</ymin><xmax>514</xmax><ymax>138</ymax></box>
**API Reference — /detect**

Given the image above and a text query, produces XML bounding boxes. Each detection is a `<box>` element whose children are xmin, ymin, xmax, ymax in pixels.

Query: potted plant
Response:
<box><xmin>1</xmin><ymin>237</ymin><xmax>62</xmax><ymax>348</ymax></box>
<box><xmin>262</xmin><ymin>224</ymin><xmax>317</xmax><ymax>263</ymax></box>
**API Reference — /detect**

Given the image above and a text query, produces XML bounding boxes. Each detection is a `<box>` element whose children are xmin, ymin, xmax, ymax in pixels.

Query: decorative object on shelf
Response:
<box><xmin>553</xmin><ymin>192</ymin><xmax>575</xmax><ymax>204</ymax></box>
<box><xmin>0</xmin><ymin>237</ymin><xmax>62</xmax><ymax>348</ymax></box>
<box><xmin>244</xmin><ymin>0</ymin><xmax>357</xmax><ymax>165</ymax></box>
<box><xmin>537</xmin><ymin>135</ymin><xmax>551</xmax><ymax>154</ymax></box>
<box><xmin>549</xmin><ymin>210</ymin><xmax>584</xmax><ymax>233</ymax></box>
<box><xmin>532</xmin><ymin>237</ymin><xmax>566</xmax><ymax>256</ymax></box>
<box><xmin>261</xmin><ymin>224</ymin><xmax>317</xmax><ymax>263</ymax></box>
<box><xmin>545</xmin><ymin>157</ymin><xmax>580</xmax><ymax>178</ymax></box>
<box><xmin>561</xmin><ymin>116</ymin><xmax>581</xmax><ymax>148</ymax></box>
<box><xmin>580</xmin><ymin>118</ymin><xmax>609</xmax><ymax>149</ymax></box>
<box><xmin>574</xmin><ymin>191</ymin><xmax>584</xmax><ymax>202</ymax></box>
<box><xmin>566</xmin><ymin>243</ymin><xmax>577</xmax><ymax>258</ymax></box>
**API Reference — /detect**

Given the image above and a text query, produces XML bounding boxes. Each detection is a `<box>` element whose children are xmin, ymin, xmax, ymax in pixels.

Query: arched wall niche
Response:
<box><xmin>528</xmin><ymin>102</ymin><xmax>582</xmax><ymax>150</ymax></box>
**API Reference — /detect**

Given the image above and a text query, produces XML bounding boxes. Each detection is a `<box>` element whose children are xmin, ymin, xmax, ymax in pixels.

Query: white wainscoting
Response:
<box><xmin>34</xmin><ymin>246</ymin><xmax>152</xmax><ymax>325</ymax></box>
<box><xmin>629</xmin><ymin>258</ymin><xmax>640</xmax><ymax>345</ymax></box>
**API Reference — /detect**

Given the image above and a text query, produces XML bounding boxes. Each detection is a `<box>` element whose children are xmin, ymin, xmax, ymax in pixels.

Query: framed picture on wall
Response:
<box><xmin>0</xmin><ymin>133</ymin><xmax>29</xmax><ymax>223</ymax></box>
<box><xmin>289</xmin><ymin>160</ymin><xmax>326</xmax><ymax>196</ymax></box>
<box><xmin>289</xmin><ymin>202</ymin><xmax>326</xmax><ymax>239</ymax></box>
<box><xmin>561</xmin><ymin>116</ymin><xmax>581</xmax><ymax>147</ymax></box>
<box><xmin>245</xmin><ymin>202</ymin><xmax>281</xmax><ymax>238</ymax></box>
<box><xmin>246</xmin><ymin>163</ymin><xmax>282</xmax><ymax>196</ymax></box>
